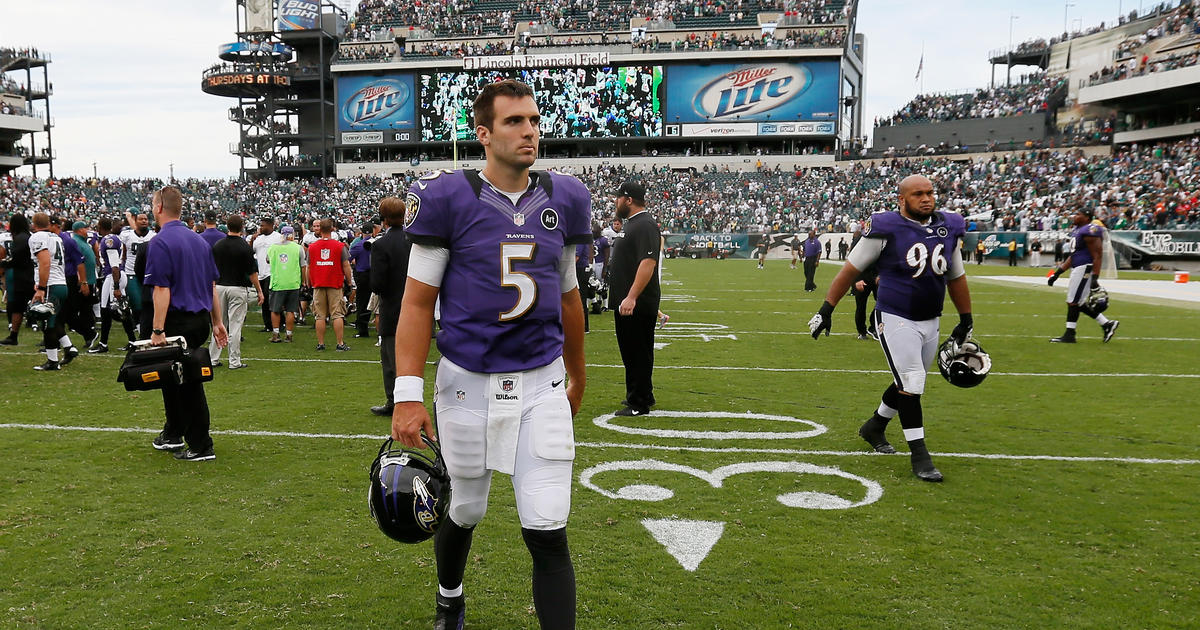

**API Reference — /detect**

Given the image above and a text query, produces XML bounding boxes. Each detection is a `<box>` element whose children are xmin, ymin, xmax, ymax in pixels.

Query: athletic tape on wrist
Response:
<box><xmin>393</xmin><ymin>376</ymin><xmax>424</xmax><ymax>403</ymax></box>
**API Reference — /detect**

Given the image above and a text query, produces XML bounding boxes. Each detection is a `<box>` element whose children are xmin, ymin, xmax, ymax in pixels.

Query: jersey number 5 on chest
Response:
<box><xmin>500</xmin><ymin>242</ymin><xmax>538</xmax><ymax>321</ymax></box>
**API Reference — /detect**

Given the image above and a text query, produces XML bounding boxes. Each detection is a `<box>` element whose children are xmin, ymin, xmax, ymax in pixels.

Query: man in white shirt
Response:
<box><xmin>250</xmin><ymin>216</ymin><xmax>284</xmax><ymax>332</ymax></box>
<box><xmin>28</xmin><ymin>212</ymin><xmax>78</xmax><ymax>371</ymax></box>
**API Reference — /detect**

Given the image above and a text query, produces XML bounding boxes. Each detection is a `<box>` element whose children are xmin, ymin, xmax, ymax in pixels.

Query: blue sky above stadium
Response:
<box><xmin>0</xmin><ymin>0</ymin><xmax>1141</xmax><ymax>179</ymax></box>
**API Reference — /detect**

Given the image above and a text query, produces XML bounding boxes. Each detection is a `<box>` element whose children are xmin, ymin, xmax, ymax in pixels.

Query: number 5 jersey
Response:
<box><xmin>404</xmin><ymin>169</ymin><xmax>593</xmax><ymax>373</ymax></box>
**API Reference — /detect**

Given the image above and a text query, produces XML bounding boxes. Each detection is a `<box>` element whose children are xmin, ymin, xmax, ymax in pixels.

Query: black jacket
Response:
<box><xmin>369</xmin><ymin>226</ymin><xmax>413</xmax><ymax>336</ymax></box>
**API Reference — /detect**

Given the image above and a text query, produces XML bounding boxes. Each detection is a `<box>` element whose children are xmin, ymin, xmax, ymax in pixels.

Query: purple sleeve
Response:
<box><xmin>562</xmin><ymin>175</ymin><xmax>593</xmax><ymax>245</ymax></box>
<box><xmin>142</xmin><ymin>238</ymin><xmax>172</xmax><ymax>288</ymax></box>
<box><xmin>404</xmin><ymin>176</ymin><xmax>451</xmax><ymax>247</ymax></box>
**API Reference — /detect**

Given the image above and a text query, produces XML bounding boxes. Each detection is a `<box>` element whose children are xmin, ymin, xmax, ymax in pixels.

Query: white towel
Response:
<box><xmin>486</xmin><ymin>373</ymin><xmax>522</xmax><ymax>475</ymax></box>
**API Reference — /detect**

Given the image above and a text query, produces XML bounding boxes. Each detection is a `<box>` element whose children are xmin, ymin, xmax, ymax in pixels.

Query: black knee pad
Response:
<box><xmin>521</xmin><ymin>528</ymin><xmax>571</xmax><ymax>571</ymax></box>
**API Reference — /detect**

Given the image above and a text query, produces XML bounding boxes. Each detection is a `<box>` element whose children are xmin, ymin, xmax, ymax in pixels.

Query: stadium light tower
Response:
<box><xmin>1008</xmin><ymin>14</ymin><xmax>1019</xmax><ymax>51</ymax></box>
<box><xmin>1063</xmin><ymin>1</ymin><xmax>1076</xmax><ymax>34</ymax></box>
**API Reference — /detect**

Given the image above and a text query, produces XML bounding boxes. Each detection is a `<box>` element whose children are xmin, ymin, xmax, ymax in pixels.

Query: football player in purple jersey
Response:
<box><xmin>1046</xmin><ymin>207</ymin><xmax>1119</xmax><ymax>343</ymax></box>
<box><xmin>391</xmin><ymin>79</ymin><xmax>589</xmax><ymax>630</ymax></box>
<box><xmin>808</xmin><ymin>175</ymin><xmax>974</xmax><ymax>482</ymax></box>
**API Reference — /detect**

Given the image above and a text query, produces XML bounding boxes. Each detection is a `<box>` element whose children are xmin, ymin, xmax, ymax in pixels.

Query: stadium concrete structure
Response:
<box><xmin>203</xmin><ymin>0</ymin><xmax>865</xmax><ymax>179</ymax></box>
<box><xmin>0</xmin><ymin>48</ymin><xmax>54</xmax><ymax>177</ymax></box>
<box><xmin>201</xmin><ymin>0</ymin><xmax>346</xmax><ymax>179</ymax></box>
<box><xmin>873</xmin><ymin>2</ymin><xmax>1199</xmax><ymax>154</ymax></box>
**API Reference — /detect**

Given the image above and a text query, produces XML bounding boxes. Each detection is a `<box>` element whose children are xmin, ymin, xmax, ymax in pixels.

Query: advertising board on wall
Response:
<box><xmin>664</xmin><ymin>62</ymin><xmax>839</xmax><ymax>126</ymax></box>
<box><xmin>336</xmin><ymin>74</ymin><xmax>416</xmax><ymax>132</ymax></box>
<box><xmin>278</xmin><ymin>0</ymin><xmax>320</xmax><ymax>30</ymax></box>
<box><xmin>463</xmin><ymin>52</ymin><xmax>610</xmax><ymax>70</ymax></box>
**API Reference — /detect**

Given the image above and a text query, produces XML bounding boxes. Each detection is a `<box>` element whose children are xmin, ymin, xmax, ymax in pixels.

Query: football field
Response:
<box><xmin>2</xmin><ymin>259</ymin><xmax>1198</xmax><ymax>629</ymax></box>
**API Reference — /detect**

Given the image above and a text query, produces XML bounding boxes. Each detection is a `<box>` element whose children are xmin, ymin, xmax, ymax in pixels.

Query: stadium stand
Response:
<box><xmin>344</xmin><ymin>0</ymin><xmax>850</xmax><ymax>41</ymax></box>
<box><xmin>878</xmin><ymin>73</ymin><xmax>1065</xmax><ymax>127</ymax></box>
<box><xmin>5</xmin><ymin>139</ymin><xmax>1198</xmax><ymax>236</ymax></box>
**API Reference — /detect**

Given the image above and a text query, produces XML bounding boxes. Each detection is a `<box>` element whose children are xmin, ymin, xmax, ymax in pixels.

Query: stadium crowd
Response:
<box><xmin>3</xmin><ymin>139</ymin><xmax>1198</xmax><ymax>240</ymax></box>
<box><xmin>345</xmin><ymin>0</ymin><xmax>848</xmax><ymax>41</ymax></box>
<box><xmin>878</xmin><ymin>73</ymin><xmax>1064</xmax><ymax>127</ymax></box>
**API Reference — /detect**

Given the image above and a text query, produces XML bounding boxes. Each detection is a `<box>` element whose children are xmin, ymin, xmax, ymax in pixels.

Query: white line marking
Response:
<box><xmin>2</xmin><ymin>350</ymin><xmax>1193</xmax><ymax>377</ymax></box>
<box><xmin>0</xmin><ymin>424</ymin><xmax>1195</xmax><ymax>465</ymax></box>
<box><xmin>594</xmin><ymin>410</ymin><xmax>827</xmax><ymax>440</ymax></box>
<box><xmin>575</xmin><ymin>441</ymin><xmax>1200</xmax><ymax>465</ymax></box>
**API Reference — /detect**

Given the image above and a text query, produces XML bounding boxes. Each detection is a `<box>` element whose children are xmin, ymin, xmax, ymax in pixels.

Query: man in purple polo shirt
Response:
<box><xmin>143</xmin><ymin>186</ymin><xmax>228</xmax><ymax>462</ymax></box>
<box><xmin>802</xmin><ymin>229</ymin><xmax>822</xmax><ymax>292</ymax></box>
<box><xmin>200</xmin><ymin>210</ymin><xmax>225</xmax><ymax>248</ymax></box>
<box><xmin>391</xmin><ymin>79</ymin><xmax>589</xmax><ymax>630</ymax></box>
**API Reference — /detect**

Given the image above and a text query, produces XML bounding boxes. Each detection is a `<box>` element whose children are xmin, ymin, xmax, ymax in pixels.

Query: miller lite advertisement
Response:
<box><xmin>336</xmin><ymin>74</ymin><xmax>416</xmax><ymax>132</ymax></box>
<box><xmin>664</xmin><ymin>62</ymin><xmax>838</xmax><ymax>124</ymax></box>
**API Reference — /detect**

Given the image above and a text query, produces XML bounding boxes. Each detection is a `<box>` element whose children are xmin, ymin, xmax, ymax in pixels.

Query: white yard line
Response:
<box><xmin>0</xmin><ymin>423</ymin><xmax>1195</xmax><ymax>465</ymax></box>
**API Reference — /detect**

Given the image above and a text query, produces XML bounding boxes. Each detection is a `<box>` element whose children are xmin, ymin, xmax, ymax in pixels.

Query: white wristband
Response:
<box><xmin>393</xmin><ymin>375</ymin><xmax>424</xmax><ymax>403</ymax></box>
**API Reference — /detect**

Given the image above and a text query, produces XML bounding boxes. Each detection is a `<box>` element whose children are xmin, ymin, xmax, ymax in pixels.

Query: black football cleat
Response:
<box><xmin>370</xmin><ymin>404</ymin><xmax>394</xmax><ymax>417</ymax></box>
<box><xmin>858</xmin><ymin>420</ymin><xmax>896</xmax><ymax>454</ymax></box>
<box><xmin>88</xmin><ymin>343</ymin><xmax>109</xmax><ymax>354</ymax></box>
<box><xmin>912</xmin><ymin>460</ymin><xmax>944</xmax><ymax>482</ymax></box>
<box><xmin>614</xmin><ymin>406</ymin><xmax>648</xmax><ymax>417</ymax></box>
<box><xmin>1102</xmin><ymin>320</ymin><xmax>1119</xmax><ymax>343</ymax></box>
<box><xmin>1049</xmin><ymin>333</ymin><xmax>1076</xmax><ymax>343</ymax></box>
<box><xmin>434</xmin><ymin>593</ymin><xmax>465</xmax><ymax>630</ymax></box>
<box><xmin>173</xmin><ymin>446</ymin><xmax>216</xmax><ymax>462</ymax></box>
<box><xmin>33</xmin><ymin>360</ymin><xmax>60</xmax><ymax>371</ymax></box>
<box><xmin>60</xmin><ymin>346</ymin><xmax>80</xmax><ymax>365</ymax></box>
<box><xmin>152</xmin><ymin>434</ymin><xmax>185</xmax><ymax>452</ymax></box>
<box><xmin>0</xmin><ymin>335</ymin><xmax>18</xmax><ymax>345</ymax></box>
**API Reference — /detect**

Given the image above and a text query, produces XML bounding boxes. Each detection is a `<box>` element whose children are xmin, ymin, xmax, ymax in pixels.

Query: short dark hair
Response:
<box><xmin>204</xmin><ymin>210</ymin><xmax>218</xmax><ymax>223</ymax></box>
<box><xmin>473</xmin><ymin>79</ymin><xmax>535</xmax><ymax>130</ymax></box>
<box><xmin>227</xmin><ymin>215</ymin><xmax>245</xmax><ymax>234</ymax></box>
<box><xmin>378</xmin><ymin>196</ymin><xmax>406</xmax><ymax>227</ymax></box>
<box><xmin>97</xmin><ymin>217</ymin><xmax>113</xmax><ymax>232</ymax></box>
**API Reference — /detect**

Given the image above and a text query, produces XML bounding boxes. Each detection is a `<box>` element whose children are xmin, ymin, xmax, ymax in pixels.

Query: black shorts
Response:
<box><xmin>7</xmin><ymin>289</ymin><xmax>33</xmax><ymax>313</ymax></box>
<box><xmin>270</xmin><ymin>288</ymin><xmax>300</xmax><ymax>313</ymax></box>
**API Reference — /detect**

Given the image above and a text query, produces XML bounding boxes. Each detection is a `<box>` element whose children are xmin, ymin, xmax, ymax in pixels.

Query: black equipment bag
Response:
<box><xmin>117</xmin><ymin>343</ymin><xmax>185</xmax><ymax>391</ymax></box>
<box><xmin>180</xmin><ymin>346</ymin><xmax>214</xmax><ymax>384</ymax></box>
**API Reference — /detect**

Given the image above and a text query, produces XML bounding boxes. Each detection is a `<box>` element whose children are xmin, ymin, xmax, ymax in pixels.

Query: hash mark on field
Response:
<box><xmin>0</xmin><ymin>424</ymin><xmax>1196</xmax><ymax>465</ymax></box>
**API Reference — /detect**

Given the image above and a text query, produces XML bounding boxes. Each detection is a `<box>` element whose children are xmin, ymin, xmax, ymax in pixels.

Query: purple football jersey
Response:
<box><xmin>405</xmin><ymin>169</ymin><xmax>592</xmax><ymax>373</ymax></box>
<box><xmin>863</xmin><ymin>210</ymin><xmax>966</xmax><ymax>321</ymax></box>
<box><xmin>99</xmin><ymin>234</ymin><xmax>122</xmax><ymax>276</ymax></box>
<box><xmin>1070</xmin><ymin>222</ymin><xmax>1103</xmax><ymax>267</ymax></box>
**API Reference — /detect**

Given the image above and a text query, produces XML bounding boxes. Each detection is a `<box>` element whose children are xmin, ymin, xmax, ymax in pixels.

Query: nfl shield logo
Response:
<box><xmin>500</xmin><ymin>377</ymin><xmax>515</xmax><ymax>393</ymax></box>
<box><xmin>321</xmin><ymin>248</ymin><xmax>331</xmax><ymax>260</ymax></box>
<box><xmin>513</xmin><ymin>213</ymin><xmax>525</xmax><ymax>226</ymax></box>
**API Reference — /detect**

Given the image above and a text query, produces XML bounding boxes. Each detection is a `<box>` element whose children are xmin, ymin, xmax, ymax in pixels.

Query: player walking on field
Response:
<box><xmin>1046</xmin><ymin>207</ymin><xmax>1119</xmax><ymax>344</ymax></box>
<box><xmin>808</xmin><ymin>175</ymin><xmax>975</xmax><ymax>482</ymax></box>
<box><xmin>391</xmin><ymin>79</ymin><xmax>590</xmax><ymax>630</ymax></box>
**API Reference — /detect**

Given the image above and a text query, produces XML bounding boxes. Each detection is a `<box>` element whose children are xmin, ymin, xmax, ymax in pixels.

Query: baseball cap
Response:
<box><xmin>280</xmin><ymin>226</ymin><xmax>295</xmax><ymax>237</ymax></box>
<box><xmin>614</xmin><ymin>180</ymin><xmax>645</xmax><ymax>203</ymax></box>
<box><xmin>72</xmin><ymin>221</ymin><xmax>88</xmax><ymax>231</ymax></box>
<box><xmin>260</xmin><ymin>215</ymin><xmax>275</xmax><ymax>224</ymax></box>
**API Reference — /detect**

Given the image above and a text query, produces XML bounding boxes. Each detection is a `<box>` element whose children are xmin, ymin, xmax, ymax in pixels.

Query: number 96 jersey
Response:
<box><xmin>863</xmin><ymin>210</ymin><xmax>966</xmax><ymax>321</ymax></box>
<box><xmin>404</xmin><ymin>169</ymin><xmax>593</xmax><ymax>373</ymax></box>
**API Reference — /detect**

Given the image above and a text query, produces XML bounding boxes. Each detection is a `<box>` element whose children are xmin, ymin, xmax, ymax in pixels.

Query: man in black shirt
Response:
<box><xmin>367</xmin><ymin>197</ymin><xmax>412</xmax><ymax>416</ymax></box>
<box><xmin>608</xmin><ymin>180</ymin><xmax>661</xmax><ymax>417</ymax></box>
<box><xmin>1</xmin><ymin>213</ymin><xmax>34</xmax><ymax>345</ymax></box>
<box><xmin>210</xmin><ymin>215</ymin><xmax>263</xmax><ymax>369</ymax></box>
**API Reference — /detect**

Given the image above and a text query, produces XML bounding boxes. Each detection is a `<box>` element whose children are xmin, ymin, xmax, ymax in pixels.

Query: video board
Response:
<box><xmin>663</xmin><ymin>61</ymin><xmax>839</xmax><ymax>135</ymax></box>
<box><xmin>336</xmin><ymin>74</ymin><xmax>417</xmax><ymax>133</ymax></box>
<box><xmin>417</xmin><ymin>66</ymin><xmax>663</xmax><ymax>141</ymax></box>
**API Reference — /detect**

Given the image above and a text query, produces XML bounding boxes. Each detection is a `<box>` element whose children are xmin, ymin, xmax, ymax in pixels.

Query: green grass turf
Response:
<box><xmin>1</xmin><ymin>259</ymin><xmax>1198</xmax><ymax>629</ymax></box>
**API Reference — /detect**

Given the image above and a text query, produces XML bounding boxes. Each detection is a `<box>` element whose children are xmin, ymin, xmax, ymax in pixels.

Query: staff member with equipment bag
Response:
<box><xmin>142</xmin><ymin>186</ymin><xmax>227</xmax><ymax>461</ymax></box>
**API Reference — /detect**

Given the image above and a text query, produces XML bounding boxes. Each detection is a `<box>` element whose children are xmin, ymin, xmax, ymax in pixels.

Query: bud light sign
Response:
<box><xmin>278</xmin><ymin>0</ymin><xmax>320</xmax><ymax>30</ymax></box>
<box><xmin>336</xmin><ymin>74</ymin><xmax>416</xmax><ymax>132</ymax></box>
<box><xmin>665</xmin><ymin>62</ymin><xmax>838</xmax><ymax>124</ymax></box>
